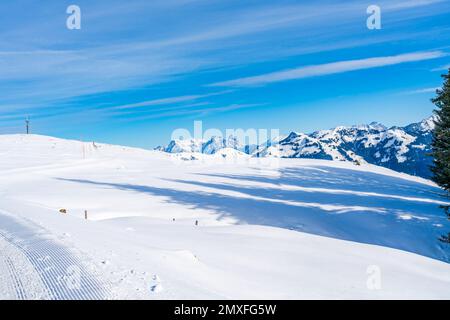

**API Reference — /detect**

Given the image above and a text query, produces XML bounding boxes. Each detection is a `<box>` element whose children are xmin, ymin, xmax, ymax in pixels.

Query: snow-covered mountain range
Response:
<box><xmin>157</xmin><ymin>116</ymin><xmax>436</xmax><ymax>179</ymax></box>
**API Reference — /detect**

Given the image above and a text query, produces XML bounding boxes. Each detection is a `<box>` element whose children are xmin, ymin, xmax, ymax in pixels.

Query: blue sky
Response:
<box><xmin>0</xmin><ymin>0</ymin><xmax>449</xmax><ymax>148</ymax></box>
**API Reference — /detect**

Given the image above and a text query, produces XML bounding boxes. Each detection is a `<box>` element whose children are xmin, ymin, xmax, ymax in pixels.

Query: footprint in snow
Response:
<box><xmin>100</xmin><ymin>260</ymin><xmax>110</xmax><ymax>267</ymax></box>
<box><xmin>149</xmin><ymin>274</ymin><xmax>163</xmax><ymax>294</ymax></box>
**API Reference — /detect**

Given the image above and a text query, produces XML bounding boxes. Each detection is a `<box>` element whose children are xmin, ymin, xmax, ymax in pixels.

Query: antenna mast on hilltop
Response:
<box><xmin>25</xmin><ymin>116</ymin><xmax>30</xmax><ymax>134</ymax></box>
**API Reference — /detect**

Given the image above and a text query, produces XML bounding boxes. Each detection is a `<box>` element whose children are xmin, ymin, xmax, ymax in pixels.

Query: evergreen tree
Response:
<box><xmin>431</xmin><ymin>68</ymin><xmax>450</xmax><ymax>243</ymax></box>
<box><xmin>439</xmin><ymin>205</ymin><xmax>450</xmax><ymax>243</ymax></box>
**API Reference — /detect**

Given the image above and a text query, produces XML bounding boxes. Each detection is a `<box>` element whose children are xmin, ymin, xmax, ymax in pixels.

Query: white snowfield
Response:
<box><xmin>0</xmin><ymin>134</ymin><xmax>449</xmax><ymax>299</ymax></box>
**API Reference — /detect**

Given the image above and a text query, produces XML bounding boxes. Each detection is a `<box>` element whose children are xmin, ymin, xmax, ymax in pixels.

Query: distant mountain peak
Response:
<box><xmin>420</xmin><ymin>115</ymin><xmax>438</xmax><ymax>131</ymax></box>
<box><xmin>404</xmin><ymin>115</ymin><xmax>437</xmax><ymax>134</ymax></box>
<box><xmin>368</xmin><ymin>121</ymin><xmax>387</xmax><ymax>131</ymax></box>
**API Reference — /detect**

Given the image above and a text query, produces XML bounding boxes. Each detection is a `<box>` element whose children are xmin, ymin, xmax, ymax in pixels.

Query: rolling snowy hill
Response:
<box><xmin>0</xmin><ymin>134</ymin><xmax>449</xmax><ymax>299</ymax></box>
<box><xmin>158</xmin><ymin>116</ymin><xmax>436</xmax><ymax>179</ymax></box>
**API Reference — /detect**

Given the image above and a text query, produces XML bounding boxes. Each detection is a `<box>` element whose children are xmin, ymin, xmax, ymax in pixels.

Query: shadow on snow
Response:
<box><xmin>56</xmin><ymin>165</ymin><xmax>450</xmax><ymax>262</ymax></box>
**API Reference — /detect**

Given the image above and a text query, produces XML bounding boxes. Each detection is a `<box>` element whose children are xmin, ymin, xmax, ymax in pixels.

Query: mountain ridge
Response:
<box><xmin>157</xmin><ymin>116</ymin><xmax>437</xmax><ymax>179</ymax></box>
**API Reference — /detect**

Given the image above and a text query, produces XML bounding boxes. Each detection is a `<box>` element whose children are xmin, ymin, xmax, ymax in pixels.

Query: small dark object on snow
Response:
<box><xmin>59</xmin><ymin>208</ymin><xmax>67</xmax><ymax>214</ymax></box>
<box><xmin>195</xmin><ymin>220</ymin><xmax>199</xmax><ymax>226</ymax></box>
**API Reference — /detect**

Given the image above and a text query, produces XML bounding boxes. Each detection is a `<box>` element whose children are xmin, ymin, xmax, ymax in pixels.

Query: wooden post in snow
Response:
<box><xmin>25</xmin><ymin>117</ymin><xmax>30</xmax><ymax>134</ymax></box>
<box><xmin>84</xmin><ymin>210</ymin><xmax>88</xmax><ymax>220</ymax></box>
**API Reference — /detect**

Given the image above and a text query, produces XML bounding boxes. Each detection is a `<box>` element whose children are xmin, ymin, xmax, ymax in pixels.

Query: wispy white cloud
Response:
<box><xmin>109</xmin><ymin>102</ymin><xmax>212</xmax><ymax>117</ymax></box>
<box><xmin>386</xmin><ymin>0</ymin><xmax>446</xmax><ymax>10</ymax></box>
<box><xmin>116</xmin><ymin>103</ymin><xmax>262</xmax><ymax>122</ymax></box>
<box><xmin>110</xmin><ymin>90</ymin><xmax>232</xmax><ymax>110</ymax></box>
<box><xmin>432</xmin><ymin>64</ymin><xmax>450</xmax><ymax>71</ymax></box>
<box><xmin>403</xmin><ymin>87</ymin><xmax>441</xmax><ymax>95</ymax></box>
<box><xmin>210</xmin><ymin>51</ymin><xmax>447</xmax><ymax>87</ymax></box>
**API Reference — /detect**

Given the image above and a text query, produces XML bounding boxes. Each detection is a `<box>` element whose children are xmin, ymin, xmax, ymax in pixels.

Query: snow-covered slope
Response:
<box><xmin>0</xmin><ymin>134</ymin><xmax>449</xmax><ymax>299</ymax></box>
<box><xmin>158</xmin><ymin>117</ymin><xmax>436</xmax><ymax>179</ymax></box>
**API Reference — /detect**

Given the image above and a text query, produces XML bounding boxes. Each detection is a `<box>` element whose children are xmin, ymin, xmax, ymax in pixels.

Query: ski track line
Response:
<box><xmin>0</xmin><ymin>228</ymin><xmax>49</xmax><ymax>299</ymax></box>
<box><xmin>0</xmin><ymin>210</ymin><xmax>113</xmax><ymax>300</ymax></box>
<box><xmin>5</xmin><ymin>257</ymin><xmax>26</xmax><ymax>300</ymax></box>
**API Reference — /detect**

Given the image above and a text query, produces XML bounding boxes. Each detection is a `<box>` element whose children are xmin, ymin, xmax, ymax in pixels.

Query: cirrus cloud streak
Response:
<box><xmin>210</xmin><ymin>51</ymin><xmax>447</xmax><ymax>87</ymax></box>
